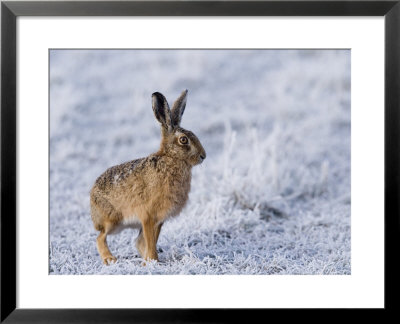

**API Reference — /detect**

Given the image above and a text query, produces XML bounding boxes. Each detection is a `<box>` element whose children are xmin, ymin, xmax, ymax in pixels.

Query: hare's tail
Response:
<box><xmin>90</xmin><ymin>192</ymin><xmax>122</xmax><ymax>232</ymax></box>
<box><xmin>91</xmin><ymin>208</ymin><xmax>104</xmax><ymax>231</ymax></box>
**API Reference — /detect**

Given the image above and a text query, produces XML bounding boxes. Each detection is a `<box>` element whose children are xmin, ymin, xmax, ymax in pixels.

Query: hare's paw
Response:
<box><xmin>102</xmin><ymin>255</ymin><xmax>117</xmax><ymax>265</ymax></box>
<box><xmin>141</xmin><ymin>256</ymin><xmax>159</xmax><ymax>266</ymax></box>
<box><xmin>144</xmin><ymin>253</ymin><xmax>159</xmax><ymax>263</ymax></box>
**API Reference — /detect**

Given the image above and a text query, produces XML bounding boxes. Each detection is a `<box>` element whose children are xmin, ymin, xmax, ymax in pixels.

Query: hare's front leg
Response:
<box><xmin>155</xmin><ymin>222</ymin><xmax>163</xmax><ymax>243</ymax></box>
<box><xmin>137</xmin><ymin>218</ymin><xmax>161</xmax><ymax>261</ymax></box>
<box><xmin>135</xmin><ymin>228</ymin><xmax>146</xmax><ymax>258</ymax></box>
<box><xmin>142</xmin><ymin>218</ymin><xmax>158</xmax><ymax>261</ymax></box>
<box><xmin>136</xmin><ymin>222</ymin><xmax>163</xmax><ymax>260</ymax></box>
<box><xmin>97</xmin><ymin>222</ymin><xmax>117</xmax><ymax>265</ymax></box>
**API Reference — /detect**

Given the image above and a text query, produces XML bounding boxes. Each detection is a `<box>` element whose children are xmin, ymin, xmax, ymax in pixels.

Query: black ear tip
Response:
<box><xmin>152</xmin><ymin>92</ymin><xmax>163</xmax><ymax>98</ymax></box>
<box><xmin>152</xmin><ymin>92</ymin><xmax>168</xmax><ymax>105</ymax></box>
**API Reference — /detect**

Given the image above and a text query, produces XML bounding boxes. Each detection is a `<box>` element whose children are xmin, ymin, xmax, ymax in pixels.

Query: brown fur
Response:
<box><xmin>90</xmin><ymin>90</ymin><xmax>206</xmax><ymax>264</ymax></box>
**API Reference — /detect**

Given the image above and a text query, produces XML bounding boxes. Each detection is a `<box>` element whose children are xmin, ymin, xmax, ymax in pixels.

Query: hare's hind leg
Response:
<box><xmin>90</xmin><ymin>195</ymin><xmax>121</xmax><ymax>265</ymax></box>
<box><xmin>97</xmin><ymin>223</ymin><xmax>117</xmax><ymax>265</ymax></box>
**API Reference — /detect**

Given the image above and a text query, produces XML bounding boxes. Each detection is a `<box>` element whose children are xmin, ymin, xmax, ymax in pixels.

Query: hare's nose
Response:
<box><xmin>200</xmin><ymin>153</ymin><xmax>206</xmax><ymax>160</ymax></box>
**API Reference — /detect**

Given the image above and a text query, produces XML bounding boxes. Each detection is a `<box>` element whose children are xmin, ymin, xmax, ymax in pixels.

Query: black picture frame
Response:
<box><xmin>1</xmin><ymin>0</ymin><xmax>399</xmax><ymax>322</ymax></box>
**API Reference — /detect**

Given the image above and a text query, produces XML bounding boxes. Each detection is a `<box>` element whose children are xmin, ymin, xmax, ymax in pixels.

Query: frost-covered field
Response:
<box><xmin>49</xmin><ymin>49</ymin><xmax>350</xmax><ymax>275</ymax></box>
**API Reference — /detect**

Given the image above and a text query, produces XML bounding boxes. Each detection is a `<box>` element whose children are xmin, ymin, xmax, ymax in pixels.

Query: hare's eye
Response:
<box><xmin>179</xmin><ymin>136</ymin><xmax>188</xmax><ymax>145</ymax></box>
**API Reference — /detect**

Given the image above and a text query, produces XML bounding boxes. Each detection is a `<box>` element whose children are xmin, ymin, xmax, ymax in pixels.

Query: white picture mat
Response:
<box><xmin>17</xmin><ymin>17</ymin><xmax>384</xmax><ymax>308</ymax></box>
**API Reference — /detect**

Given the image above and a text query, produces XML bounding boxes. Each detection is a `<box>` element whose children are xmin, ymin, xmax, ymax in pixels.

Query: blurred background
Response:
<box><xmin>50</xmin><ymin>49</ymin><xmax>350</xmax><ymax>274</ymax></box>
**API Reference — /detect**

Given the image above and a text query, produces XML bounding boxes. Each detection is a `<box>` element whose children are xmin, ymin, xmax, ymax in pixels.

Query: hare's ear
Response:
<box><xmin>171</xmin><ymin>89</ymin><xmax>188</xmax><ymax>127</ymax></box>
<box><xmin>152</xmin><ymin>92</ymin><xmax>172</xmax><ymax>131</ymax></box>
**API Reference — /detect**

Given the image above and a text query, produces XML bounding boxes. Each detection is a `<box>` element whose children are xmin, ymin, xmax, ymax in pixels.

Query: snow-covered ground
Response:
<box><xmin>49</xmin><ymin>49</ymin><xmax>351</xmax><ymax>275</ymax></box>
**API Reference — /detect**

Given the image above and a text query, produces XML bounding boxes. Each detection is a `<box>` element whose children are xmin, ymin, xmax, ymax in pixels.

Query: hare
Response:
<box><xmin>90</xmin><ymin>90</ymin><xmax>206</xmax><ymax>265</ymax></box>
